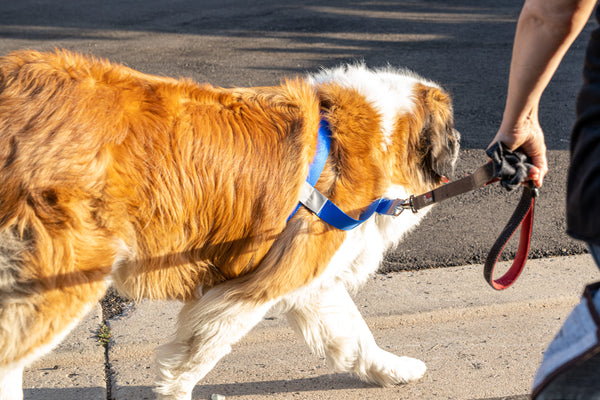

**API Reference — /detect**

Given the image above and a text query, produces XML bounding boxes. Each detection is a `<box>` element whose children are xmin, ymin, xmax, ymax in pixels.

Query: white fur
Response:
<box><xmin>274</xmin><ymin>186</ymin><xmax>430</xmax><ymax>386</ymax></box>
<box><xmin>0</xmin><ymin>228</ymin><xmax>103</xmax><ymax>398</ymax></box>
<box><xmin>0</xmin><ymin>236</ymin><xmax>119</xmax><ymax>398</ymax></box>
<box><xmin>320</xmin><ymin>185</ymin><xmax>428</xmax><ymax>290</ymax></box>
<box><xmin>282</xmin><ymin>281</ymin><xmax>426</xmax><ymax>386</ymax></box>
<box><xmin>0</xmin><ymin>302</ymin><xmax>96</xmax><ymax>400</ymax></box>
<box><xmin>0</xmin><ymin>365</ymin><xmax>23</xmax><ymax>400</ymax></box>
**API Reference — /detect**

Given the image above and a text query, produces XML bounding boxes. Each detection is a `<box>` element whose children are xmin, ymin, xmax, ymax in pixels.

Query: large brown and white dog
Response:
<box><xmin>0</xmin><ymin>49</ymin><xmax>459</xmax><ymax>399</ymax></box>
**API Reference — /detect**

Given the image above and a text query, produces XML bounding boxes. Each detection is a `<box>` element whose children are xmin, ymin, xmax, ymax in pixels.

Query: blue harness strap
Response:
<box><xmin>287</xmin><ymin>118</ymin><xmax>402</xmax><ymax>229</ymax></box>
<box><xmin>298</xmin><ymin>182</ymin><xmax>402</xmax><ymax>230</ymax></box>
<box><xmin>287</xmin><ymin>118</ymin><xmax>331</xmax><ymax>221</ymax></box>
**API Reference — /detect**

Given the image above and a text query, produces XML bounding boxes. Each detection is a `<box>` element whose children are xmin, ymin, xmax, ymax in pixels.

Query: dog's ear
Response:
<box><xmin>416</xmin><ymin>85</ymin><xmax>460</xmax><ymax>184</ymax></box>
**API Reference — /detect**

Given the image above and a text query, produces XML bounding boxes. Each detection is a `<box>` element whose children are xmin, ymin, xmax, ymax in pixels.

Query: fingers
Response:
<box><xmin>523</xmin><ymin>139</ymin><xmax>548</xmax><ymax>187</ymax></box>
<box><xmin>532</xmin><ymin>154</ymin><xmax>548</xmax><ymax>187</ymax></box>
<box><xmin>527</xmin><ymin>165</ymin><xmax>542</xmax><ymax>187</ymax></box>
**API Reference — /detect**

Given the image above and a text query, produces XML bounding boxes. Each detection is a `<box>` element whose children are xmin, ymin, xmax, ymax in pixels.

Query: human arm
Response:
<box><xmin>490</xmin><ymin>0</ymin><xmax>597</xmax><ymax>187</ymax></box>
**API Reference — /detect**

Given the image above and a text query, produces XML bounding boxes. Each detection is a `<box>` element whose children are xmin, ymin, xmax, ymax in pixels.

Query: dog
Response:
<box><xmin>0</xmin><ymin>49</ymin><xmax>459</xmax><ymax>400</ymax></box>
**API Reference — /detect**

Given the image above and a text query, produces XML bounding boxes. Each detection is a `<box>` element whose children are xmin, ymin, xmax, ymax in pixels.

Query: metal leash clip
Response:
<box><xmin>399</xmin><ymin>195</ymin><xmax>417</xmax><ymax>214</ymax></box>
<box><xmin>383</xmin><ymin>197</ymin><xmax>413</xmax><ymax>216</ymax></box>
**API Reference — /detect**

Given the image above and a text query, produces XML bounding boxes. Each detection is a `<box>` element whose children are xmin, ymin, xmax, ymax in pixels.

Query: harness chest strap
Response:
<box><xmin>287</xmin><ymin>118</ymin><xmax>332</xmax><ymax>222</ymax></box>
<box><xmin>288</xmin><ymin>117</ymin><xmax>404</xmax><ymax>229</ymax></box>
<box><xmin>298</xmin><ymin>181</ymin><xmax>403</xmax><ymax>231</ymax></box>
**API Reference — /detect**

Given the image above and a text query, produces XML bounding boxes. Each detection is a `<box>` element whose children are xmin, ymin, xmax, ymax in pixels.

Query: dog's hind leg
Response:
<box><xmin>0</xmin><ymin>226</ymin><xmax>113</xmax><ymax>399</ymax></box>
<box><xmin>284</xmin><ymin>282</ymin><xmax>426</xmax><ymax>386</ymax></box>
<box><xmin>0</xmin><ymin>283</ymin><xmax>110</xmax><ymax>400</ymax></box>
<box><xmin>0</xmin><ymin>280</ymin><xmax>110</xmax><ymax>400</ymax></box>
<box><xmin>154</xmin><ymin>285</ymin><xmax>275</xmax><ymax>400</ymax></box>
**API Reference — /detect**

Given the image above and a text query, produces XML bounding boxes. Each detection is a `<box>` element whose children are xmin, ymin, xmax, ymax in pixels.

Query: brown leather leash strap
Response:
<box><xmin>484</xmin><ymin>183</ymin><xmax>538</xmax><ymax>290</ymax></box>
<box><xmin>406</xmin><ymin>162</ymin><xmax>496</xmax><ymax>212</ymax></box>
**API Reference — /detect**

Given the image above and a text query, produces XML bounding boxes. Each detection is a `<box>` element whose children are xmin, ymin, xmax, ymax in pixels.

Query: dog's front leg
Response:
<box><xmin>154</xmin><ymin>285</ymin><xmax>274</xmax><ymax>400</ymax></box>
<box><xmin>284</xmin><ymin>282</ymin><xmax>426</xmax><ymax>386</ymax></box>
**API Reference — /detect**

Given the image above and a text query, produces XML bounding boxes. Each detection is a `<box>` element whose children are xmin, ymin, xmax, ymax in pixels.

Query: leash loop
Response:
<box><xmin>483</xmin><ymin>183</ymin><xmax>537</xmax><ymax>290</ymax></box>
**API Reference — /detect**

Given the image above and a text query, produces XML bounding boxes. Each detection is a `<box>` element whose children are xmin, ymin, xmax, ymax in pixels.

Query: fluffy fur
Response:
<box><xmin>0</xmin><ymin>50</ymin><xmax>459</xmax><ymax>400</ymax></box>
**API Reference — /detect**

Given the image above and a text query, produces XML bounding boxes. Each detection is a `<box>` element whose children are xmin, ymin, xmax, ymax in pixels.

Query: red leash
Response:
<box><xmin>483</xmin><ymin>183</ymin><xmax>538</xmax><ymax>290</ymax></box>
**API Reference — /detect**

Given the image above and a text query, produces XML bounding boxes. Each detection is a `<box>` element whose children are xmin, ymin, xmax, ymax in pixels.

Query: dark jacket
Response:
<box><xmin>567</xmin><ymin>5</ymin><xmax>600</xmax><ymax>246</ymax></box>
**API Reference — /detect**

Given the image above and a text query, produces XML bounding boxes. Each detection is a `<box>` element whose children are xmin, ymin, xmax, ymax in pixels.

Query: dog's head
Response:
<box><xmin>395</xmin><ymin>81</ymin><xmax>460</xmax><ymax>194</ymax></box>
<box><xmin>308</xmin><ymin>64</ymin><xmax>459</xmax><ymax>202</ymax></box>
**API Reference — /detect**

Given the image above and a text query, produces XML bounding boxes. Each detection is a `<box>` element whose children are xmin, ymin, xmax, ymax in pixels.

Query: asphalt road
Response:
<box><xmin>0</xmin><ymin>0</ymin><xmax>592</xmax><ymax>270</ymax></box>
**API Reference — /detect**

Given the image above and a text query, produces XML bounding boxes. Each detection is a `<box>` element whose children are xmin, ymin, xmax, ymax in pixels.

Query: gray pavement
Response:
<box><xmin>0</xmin><ymin>0</ymin><xmax>592</xmax><ymax>268</ymax></box>
<box><xmin>24</xmin><ymin>254</ymin><xmax>600</xmax><ymax>399</ymax></box>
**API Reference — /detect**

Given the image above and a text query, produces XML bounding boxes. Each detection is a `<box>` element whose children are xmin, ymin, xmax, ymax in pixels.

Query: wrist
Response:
<box><xmin>499</xmin><ymin>107</ymin><xmax>539</xmax><ymax>141</ymax></box>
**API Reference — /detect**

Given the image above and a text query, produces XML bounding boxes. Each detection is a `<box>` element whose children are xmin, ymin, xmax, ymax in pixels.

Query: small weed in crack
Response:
<box><xmin>99</xmin><ymin>287</ymin><xmax>132</xmax><ymax>399</ymax></box>
<box><xmin>97</xmin><ymin>323</ymin><xmax>111</xmax><ymax>347</ymax></box>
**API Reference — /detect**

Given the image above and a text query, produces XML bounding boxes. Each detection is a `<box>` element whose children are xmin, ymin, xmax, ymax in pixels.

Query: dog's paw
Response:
<box><xmin>154</xmin><ymin>385</ymin><xmax>192</xmax><ymax>400</ymax></box>
<box><xmin>362</xmin><ymin>350</ymin><xmax>427</xmax><ymax>386</ymax></box>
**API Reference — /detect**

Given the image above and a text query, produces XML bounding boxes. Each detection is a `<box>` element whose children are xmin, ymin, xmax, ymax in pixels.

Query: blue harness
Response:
<box><xmin>287</xmin><ymin>119</ymin><xmax>404</xmax><ymax>230</ymax></box>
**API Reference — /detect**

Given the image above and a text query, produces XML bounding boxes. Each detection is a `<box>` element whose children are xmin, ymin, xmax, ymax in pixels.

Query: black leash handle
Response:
<box><xmin>483</xmin><ymin>183</ymin><xmax>538</xmax><ymax>290</ymax></box>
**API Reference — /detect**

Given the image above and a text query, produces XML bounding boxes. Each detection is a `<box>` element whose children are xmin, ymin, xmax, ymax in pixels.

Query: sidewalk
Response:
<box><xmin>24</xmin><ymin>254</ymin><xmax>599</xmax><ymax>400</ymax></box>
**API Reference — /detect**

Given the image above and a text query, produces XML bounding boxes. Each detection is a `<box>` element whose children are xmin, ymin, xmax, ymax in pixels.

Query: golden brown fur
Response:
<box><xmin>0</xmin><ymin>49</ymin><xmax>458</xmax><ymax>398</ymax></box>
<box><xmin>0</xmin><ymin>49</ymin><xmax>321</xmax><ymax>361</ymax></box>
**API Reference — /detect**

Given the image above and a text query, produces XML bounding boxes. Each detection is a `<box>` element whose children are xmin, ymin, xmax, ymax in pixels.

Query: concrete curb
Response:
<box><xmin>23</xmin><ymin>253</ymin><xmax>599</xmax><ymax>399</ymax></box>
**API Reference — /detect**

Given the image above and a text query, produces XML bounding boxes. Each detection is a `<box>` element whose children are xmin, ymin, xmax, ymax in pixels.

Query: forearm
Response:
<box><xmin>492</xmin><ymin>0</ymin><xmax>596</xmax><ymax>187</ymax></box>
<box><xmin>502</xmin><ymin>0</ymin><xmax>596</xmax><ymax>132</ymax></box>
